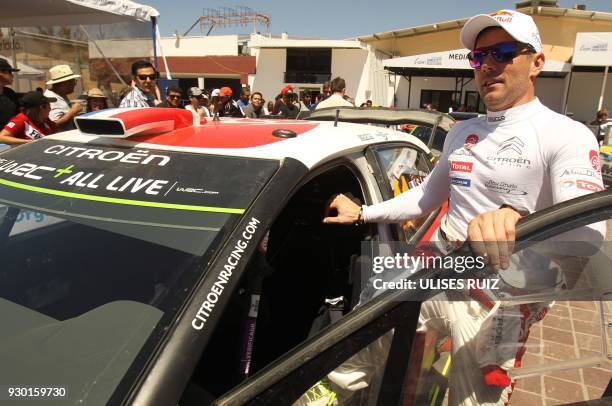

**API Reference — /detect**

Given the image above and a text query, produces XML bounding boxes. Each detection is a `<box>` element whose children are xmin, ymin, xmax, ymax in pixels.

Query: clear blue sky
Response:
<box><xmin>146</xmin><ymin>0</ymin><xmax>612</xmax><ymax>39</ymax></box>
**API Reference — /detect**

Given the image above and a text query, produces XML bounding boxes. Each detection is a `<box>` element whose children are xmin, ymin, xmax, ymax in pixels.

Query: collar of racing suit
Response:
<box><xmin>485</xmin><ymin>97</ymin><xmax>545</xmax><ymax>127</ymax></box>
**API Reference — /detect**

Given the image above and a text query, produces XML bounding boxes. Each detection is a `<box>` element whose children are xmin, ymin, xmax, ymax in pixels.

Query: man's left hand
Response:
<box><xmin>467</xmin><ymin>207</ymin><xmax>522</xmax><ymax>270</ymax></box>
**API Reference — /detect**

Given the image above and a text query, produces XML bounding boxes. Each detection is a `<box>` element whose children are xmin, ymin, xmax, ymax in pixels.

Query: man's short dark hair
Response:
<box><xmin>251</xmin><ymin>92</ymin><xmax>263</xmax><ymax>100</ymax></box>
<box><xmin>166</xmin><ymin>86</ymin><xmax>182</xmax><ymax>95</ymax></box>
<box><xmin>302</xmin><ymin>90</ymin><xmax>311</xmax><ymax>98</ymax></box>
<box><xmin>330</xmin><ymin>77</ymin><xmax>346</xmax><ymax>93</ymax></box>
<box><xmin>241</xmin><ymin>88</ymin><xmax>251</xmax><ymax>96</ymax></box>
<box><xmin>131</xmin><ymin>60</ymin><xmax>155</xmax><ymax>76</ymax></box>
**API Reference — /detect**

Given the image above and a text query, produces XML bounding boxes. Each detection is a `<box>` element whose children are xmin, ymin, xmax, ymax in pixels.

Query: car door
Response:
<box><xmin>211</xmin><ymin>189</ymin><xmax>612</xmax><ymax>405</ymax></box>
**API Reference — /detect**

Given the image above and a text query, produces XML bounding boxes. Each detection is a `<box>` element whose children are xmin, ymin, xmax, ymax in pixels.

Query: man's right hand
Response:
<box><xmin>323</xmin><ymin>194</ymin><xmax>361</xmax><ymax>224</ymax></box>
<box><xmin>70</xmin><ymin>102</ymin><xmax>82</xmax><ymax>115</ymax></box>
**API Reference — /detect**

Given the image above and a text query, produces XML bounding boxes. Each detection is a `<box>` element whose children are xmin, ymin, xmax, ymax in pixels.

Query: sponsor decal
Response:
<box><xmin>464</xmin><ymin>134</ymin><xmax>479</xmax><ymax>150</ymax></box>
<box><xmin>450</xmin><ymin>161</ymin><xmax>473</xmax><ymax>173</ymax></box>
<box><xmin>0</xmin><ymin>140</ymin><xmax>279</xmax><ymax>217</ymax></box>
<box><xmin>451</xmin><ymin>177</ymin><xmax>471</xmax><ymax>187</ymax></box>
<box><xmin>490</xmin><ymin>10</ymin><xmax>513</xmax><ymax>23</ymax></box>
<box><xmin>414</xmin><ymin>56</ymin><xmax>442</xmax><ymax>66</ymax></box>
<box><xmin>559</xmin><ymin>180</ymin><xmax>574</xmax><ymax>190</ymax></box>
<box><xmin>589</xmin><ymin>150</ymin><xmax>601</xmax><ymax>172</ymax></box>
<box><xmin>487</xmin><ymin>136</ymin><xmax>531</xmax><ymax>168</ymax></box>
<box><xmin>579</xmin><ymin>43</ymin><xmax>608</xmax><ymax>52</ymax></box>
<box><xmin>498</xmin><ymin>136</ymin><xmax>524</xmax><ymax>155</ymax></box>
<box><xmin>560</xmin><ymin>167</ymin><xmax>598</xmax><ymax>178</ymax></box>
<box><xmin>192</xmin><ymin>217</ymin><xmax>261</xmax><ymax>330</ymax></box>
<box><xmin>484</xmin><ymin>179</ymin><xmax>528</xmax><ymax>195</ymax></box>
<box><xmin>576</xmin><ymin>179</ymin><xmax>603</xmax><ymax>192</ymax></box>
<box><xmin>487</xmin><ymin>115</ymin><xmax>506</xmax><ymax>123</ymax></box>
<box><xmin>176</xmin><ymin>187</ymin><xmax>219</xmax><ymax>195</ymax></box>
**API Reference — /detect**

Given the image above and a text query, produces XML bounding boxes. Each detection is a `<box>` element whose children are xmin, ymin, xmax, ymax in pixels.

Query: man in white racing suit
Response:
<box><xmin>322</xmin><ymin>9</ymin><xmax>605</xmax><ymax>406</ymax></box>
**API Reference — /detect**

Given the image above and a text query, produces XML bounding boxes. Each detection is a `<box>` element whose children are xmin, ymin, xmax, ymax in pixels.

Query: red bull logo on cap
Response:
<box><xmin>490</xmin><ymin>10</ymin><xmax>513</xmax><ymax>23</ymax></box>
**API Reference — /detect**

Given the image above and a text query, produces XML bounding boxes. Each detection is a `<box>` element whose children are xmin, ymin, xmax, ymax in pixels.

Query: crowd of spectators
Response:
<box><xmin>0</xmin><ymin>58</ymin><xmax>381</xmax><ymax>147</ymax></box>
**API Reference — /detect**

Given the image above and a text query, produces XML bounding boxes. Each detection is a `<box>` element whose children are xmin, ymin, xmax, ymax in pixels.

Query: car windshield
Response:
<box><xmin>0</xmin><ymin>139</ymin><xmax>278</xmax><ymax>404</ymax></box>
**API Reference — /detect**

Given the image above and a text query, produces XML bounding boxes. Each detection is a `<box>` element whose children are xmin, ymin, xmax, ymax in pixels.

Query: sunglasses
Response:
<box><xmin>137</xmin><ymin>73</ymin><xmax>158</xmax><ymax>81</ymax></box>
<box><xmin>167</xmin><ymin>94</ymin><xmax>181</xmax><ymax>99</ymax></box>
<box><xmin>467</xmin><ymin>41</ymin><xmax>536</xmax><ymax>69</ymax></box>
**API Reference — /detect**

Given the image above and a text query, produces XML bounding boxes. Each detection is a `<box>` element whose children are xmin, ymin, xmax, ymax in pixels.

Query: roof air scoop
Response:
<box><xmin>75</xmin><ymin>108</ymin><xmax>202</xmax><ymax>138</ymax></box>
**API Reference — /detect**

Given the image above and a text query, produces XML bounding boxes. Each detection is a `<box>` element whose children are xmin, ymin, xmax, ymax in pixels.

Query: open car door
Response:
<box><xmin>211</xmin><ymin>189</ymin><xmax>612</xmax><ymax>405</ymax></box>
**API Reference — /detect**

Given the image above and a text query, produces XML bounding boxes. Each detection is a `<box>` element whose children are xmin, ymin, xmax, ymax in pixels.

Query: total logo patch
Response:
<box><xmin>451</xmin><ymin>177</ymin><xmax>471</xmax><ymax>187</ymax></box>
<box><xmin>589</xmin><ymin>150</ymin><xmax>601</xmax><ymax>172</ymax></box>
<box><xmin>464</xmin><ymin>134</ymin><xmax>479</xmax><ymax>150</ymax></box>
<box><xmin>450</xmin><ymin>161</ymin><xmax>473</xmax><ymax>173</ymax></box>
<box><xmin>576</xmin><ymin>179</ymin><xmax>603</xmax><ymax>192</ymax></box>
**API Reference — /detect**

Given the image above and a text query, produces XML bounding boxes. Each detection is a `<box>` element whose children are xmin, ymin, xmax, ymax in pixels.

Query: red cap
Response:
<box><xmin>281</xmin><ymin>85</ymin><xmax>293</xmax><ymax>95</ymax></box>
<box><xmin>219</xmin><ymin>87</ymin><xmax>233</xmax><ymax>97</ymax></box>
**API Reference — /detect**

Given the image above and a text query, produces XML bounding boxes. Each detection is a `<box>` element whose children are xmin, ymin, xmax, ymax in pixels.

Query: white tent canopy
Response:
<box><xmin>0</xmin><ymin>0</ymin><xmax>159</xmax><ymax>27</ymax></box>
<box><xmin>384</xmin><ymin>48</ymin><xmax>571</xmax><ymax>73</ymax></box>
<box><xmin>0</xmin><ymin>56</ymin><xmax>44</xmax><ymax>78</ymax></box>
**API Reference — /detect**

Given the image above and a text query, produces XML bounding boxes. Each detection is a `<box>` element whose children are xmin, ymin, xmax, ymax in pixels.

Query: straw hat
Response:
<box><xmin>46</xmin><ymin>65</ymin><xmax>81</xmax><ymax>85</ymax></box>
<box><xmin>87</xmin><ymin>88</ymin><xmax>105</xmax><ymax>98</ymax></box>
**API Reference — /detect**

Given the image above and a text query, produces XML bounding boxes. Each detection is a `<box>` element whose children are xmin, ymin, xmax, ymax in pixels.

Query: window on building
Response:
<box><xmin>420</xmin><ymin>90</ymin><xmax>460</xmax><ymax>113</ymax></box>
<box><xmin>464</xmin><ymin>91</ymin><xmax>486</xmax><ymax>114</ymax></box>
<box><xmin>285</xmin><ymin>48</ymin><xmax>331</xmax><ymax>84</ymax></box>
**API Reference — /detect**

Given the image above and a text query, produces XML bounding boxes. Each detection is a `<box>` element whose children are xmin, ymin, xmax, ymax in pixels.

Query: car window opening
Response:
<box><xmin>182</xmin><ymin>165</ymin><xmax>372</xmax><ymax>401</ymax></box>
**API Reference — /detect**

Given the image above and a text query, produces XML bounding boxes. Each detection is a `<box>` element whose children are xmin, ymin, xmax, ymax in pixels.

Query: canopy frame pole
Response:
<box><xmin>597</xmin><ymin>66</ymin><xmax>609</xmax><ymax>111</ymax></box>
<box><xmin>562</xmin><ymin>68</ymin><xmax>574</xmax><ymax>115</ymax></box>
<box><xmin>152</xmin><ymin>16</ymin><xmax>158</xmax><ymax>70</ymax></box>
<box><xmin>154</xmin><ymin>18</ymin><xmax>172</xmax><ymax>80</ymax></box>
<box><xmin>10</xmin><ymin>28</ymin><xmax>19</xmax><ymax>92</ymax></box>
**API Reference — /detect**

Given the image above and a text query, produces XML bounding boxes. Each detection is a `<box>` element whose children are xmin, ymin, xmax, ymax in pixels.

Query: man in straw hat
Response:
<box><xmin>44</xmin><ymin>64</ymin><xmax>82</xmax><ymax>131</ymax></box>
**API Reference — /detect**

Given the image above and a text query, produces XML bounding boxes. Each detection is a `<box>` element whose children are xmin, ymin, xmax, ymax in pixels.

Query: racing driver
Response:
<box><xmin>322</xmin><ymin>9</ymin><xmax>605</xmax><ymax>406</ymax></box>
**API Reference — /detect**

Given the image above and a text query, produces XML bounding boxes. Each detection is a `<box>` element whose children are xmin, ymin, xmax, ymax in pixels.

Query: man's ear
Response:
<box><xmin>530</xmin><ymin>52</ymin><xmax>545</xmax><ymax>78</ymax></box>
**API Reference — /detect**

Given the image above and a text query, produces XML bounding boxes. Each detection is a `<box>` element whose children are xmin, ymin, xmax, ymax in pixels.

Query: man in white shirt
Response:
<box><xmin>44</xmin><ymin>65</ymin><xmax>82</xmax><ymax>131</ymax></box>
<box><xmin>314</xmin><ymin>77</ymin><xmax>354</xmax><ymax>110</ymax></box>
<box><xmin>321</xmin><ymin>9</ymin><xmax>604</xmax><ymax>406</ymax></box>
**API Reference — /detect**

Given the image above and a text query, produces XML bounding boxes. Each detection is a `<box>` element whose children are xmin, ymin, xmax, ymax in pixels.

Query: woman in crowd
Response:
<box><xmin>0</xmin><ymin>91</ymin><xmax>57</xmax><ymax>145</ymax></box>
<box><xmin>86</xmin><ymin>88</ymin><xmax>109</xmax><ymax>112</ymax></box>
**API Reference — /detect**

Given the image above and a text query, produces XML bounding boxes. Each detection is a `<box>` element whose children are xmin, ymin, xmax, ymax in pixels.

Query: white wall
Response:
<box><xmin>354</xmin><ymin>45</ymin><xmax>392</xmax><ymax>107</ymax></box>
<box><xmin>249</xmin><ymin>48</ymin><xmax>286</xmax><ymax>101</ymax></box>
<box><xmin>331</xmin><ymin>48</ymin><xmax>368</xmax><ymax>103</ymax></box>
<box><xmin>88</xmin><ymin>35</ymin><xmax>239</xmax><ymax>58</ymax></box>
<box><xmin>566</xmin><ymin>71</ymin><xmax>612</xmax><ymax>123</ymax></box>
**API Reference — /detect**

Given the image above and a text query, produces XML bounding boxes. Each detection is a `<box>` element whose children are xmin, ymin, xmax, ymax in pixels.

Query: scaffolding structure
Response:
<box><xmin>183</xmin><ymin>6</ymin><xmax>270</xmax><ymax>36</ymax></box>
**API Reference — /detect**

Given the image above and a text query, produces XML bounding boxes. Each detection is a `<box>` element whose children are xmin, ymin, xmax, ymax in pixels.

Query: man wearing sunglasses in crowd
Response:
<box><xmin>119</xmin><ymin>60</ymin><xmax>159</xmax><ymax>108</ymax></box>
<box><xmin>322</xmin><ymin>10</ymin><xmax>604</xmax><ymax>405</ymax></box>
<box><xmin>159</xmin><ymin>86</ymin><xmax>183</xmax><ymax>109</ymax></box>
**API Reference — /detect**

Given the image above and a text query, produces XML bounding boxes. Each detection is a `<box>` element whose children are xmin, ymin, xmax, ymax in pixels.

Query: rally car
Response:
<box><xmin>0</xmin><ymin>108</ymin><xmax>610</xmax><ymax>405</ymax></box>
